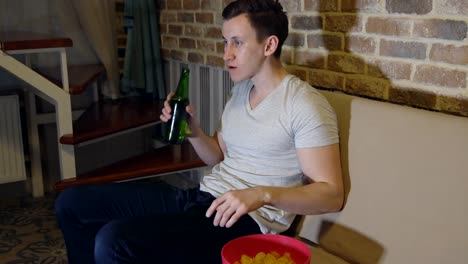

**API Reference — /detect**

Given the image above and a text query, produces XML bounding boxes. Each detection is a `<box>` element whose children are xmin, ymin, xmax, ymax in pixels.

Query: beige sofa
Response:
<box><xmin>295</xmin><ymin>91</ymin><xmax>468</xmax><ymax>263</ymax></box>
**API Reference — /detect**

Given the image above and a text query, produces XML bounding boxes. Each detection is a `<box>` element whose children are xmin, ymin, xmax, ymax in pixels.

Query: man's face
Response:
<box><xmin>222</xmin><ymin>14</ymin><xmax>267</xmax><ymax>83</ymax></box>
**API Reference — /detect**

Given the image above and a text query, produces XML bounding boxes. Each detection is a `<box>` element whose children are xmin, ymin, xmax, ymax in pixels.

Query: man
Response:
<box><xmin>55</xmin><ymin>0</ymin><xmax>343</xmax><ymax>263</ymax></box>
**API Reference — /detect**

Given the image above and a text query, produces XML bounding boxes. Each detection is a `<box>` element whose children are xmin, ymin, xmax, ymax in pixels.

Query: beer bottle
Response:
<box><xmin>165</xmin><ymin>67</ymin><xmax>190</xmax><ymax>144</ymax></box>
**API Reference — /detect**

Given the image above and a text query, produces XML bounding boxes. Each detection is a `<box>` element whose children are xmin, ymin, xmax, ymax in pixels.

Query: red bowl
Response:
<box><xmin>221</xmin><ymin>234</ymin><xmax>311</xmax><ymax>264</ymax></box>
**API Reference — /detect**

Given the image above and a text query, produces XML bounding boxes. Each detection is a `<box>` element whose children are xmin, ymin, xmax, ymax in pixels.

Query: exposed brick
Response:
<box><xmin>205</xmin><ymin>26</ymin><xmax>222</xmax><ymax>38</ymax></box>
<box><xmin>325</xmin><ymin>15</ymin><xmax>362</xmax><ymax>33</ymax></box>
<box><xmin>309</xmin><ymin>70</ymin><xmax>345</xmax><ymax>90</ymax></box>
<box><xmin>188</xmin><ymin>52</ymin><xmax>204</xmax><ymax>64</ymax></box>
<box><xmin>159</xmin><ymin>24</ymin><xmax>168</xmax><ymax>35</ymax></box>
<box><xmin>162</xmin><ymin>36</ymin><xmax>178</xmax><ymax>48</ymax></box>
<box><xmin>207</xmin><ymin>55</ymin><xmax>224</xmax><ymax>68</ymax></box>
<box><xmin>285</xmin><ymin>66</ymin><xmax>308</xmax><ymax>81</ymax></box>
<box><xmin>223</xmin><ymin>0</ymin><xmax>235</xmax><ymax>7</ymax></box>
<box><xmin>435</xmin><ymin>0</ymin><xmax>468</xmax><ymax>16</ymax></box>
<box><xmin>380</xmin><ymin>40</ymin><xmax>426</xmax><ymax>60</ymax></box>
<box><xmin>201</xmin><ymin>0</ymin><xmax>220</xmax><ymax>10</ymax></box>
<box><xmin>168</xmin><ymin>24</ymin><xmax>183</xmax><ymax>35</ymax></box>
<box><xmin>304</xmin><ymin>0</ymin><xmax>339</xmax><ymax>12</ymax></box>
<box><xmin>386</xmin><ymin>0</ymin><xmax>432</xmax><ymax>14</ymax></box>
<box><xmin>307</xmin><ymin>33</ymin><xmax>343</xmax><ymax>51</ymax></box>
<box><xmin>278</xmin><ymin>0</ymin><xmax>300</xmax><ymax>12</ymax></box>
<box><xmin>294</xmin><ymin>50</ymin><xmax>325</xmax><ymax>69</ymax></box>
<box><xmin>430</xmin><ymin>44</ymin><xmax>468</xmax><ymax>65</ymax></box>
<box><xmin>345</xmin><ymin>75</ymin><xmax>389</xmax><ymax>100</ymax></box>
<box><xmin>196</xmin><ymin>12</ymin><xmax>214</xmax><ymax>24</ymax></box>
<box><xmin>179</xmin><ymin>38</ymin><xmax>196</xmax><ymax>49</ymax></box>
<box><xmin>438</xmin><ymin>95</ymin><xmax>460</xmax><ymax>115</ymax></box>
<box><xmin>214</xmin><ymin>13</ymin><xmax>224</xmax><ymax>26</ymax></box>
<box><xmin>342</xmin><ymin>0</ymin><xmax>383</xmax><ymax>12</ymax></box>
<box><xmin>346</xmin><ymin>35</ymin><xmax>376</xmax><ymax>54</ymax></box>
<box><xmin>158</xmin><ymin>0</ymin><xmax>468</xmax><ymax>119</ymax></box>
<box><xmin>413</xmin><ymin>19</ymin><xmax>467</xmax><ymax>41</ymax></box>
<box><xmin>160</xmin><ymin>13</ymin><xmax>177</xmax><ymax>23</ymax></box>
<box><xmin>222</xmin><ymin>0</ymin><xmax>235</xmax><ymax>7</ymax></box>
<box><xmin>183</xmin><ymin>0</ymin><xmax>200</xmax><ymax>10</ymax></box>
<box><xmin>291</xmin><ymin>16</ymin><xmax>322</xmax><ymax>30</ymax></box>
<box><xmin>178</xmin><ymin>13</ymin><xmax>194</xmax><ymax>23</ymax></box>
<box><xmin>196</xmin><ymin>40</ymin><xmax>216</xmax><ymax>52</ymax></box>
<box><xmin>367</xmin><ymin>59</ymin><xmax>412</xmax><ymax>80</ymax></box>
<box><xmin>461</xmin><ymin>99</ymin><xmax>468</xmax><ymax>117</ymax></box>
<box><xmin>167</xmin><ymin>0</ymin><xmax>182</xmax><ymax>9</ymax></box>
<box><xmin>366</xmin><ymin>17</ymin><xmax>412</xmax><ymax>36</ymax></box>
<box><xmin>281</xmin><ymin>48</ymin><xmax>293</xmax><ymax>65</ymax></box>
<box><xmin>216</xmin><ymin>41</ymin><xmax>224</xmax><ymax>54</ymax></box>
<box><xmin>161</xmin><ymin>48</ymin><xmax>171</xmax><ymax>60</ymax></box>
<box><xmin>185</xmin><ymin>25</ymin><xmax>204</xmax><ymax>37</ymax></box>
<box><xmin>171</xmin><ymin>50</ymin><xmax>186</xmax><ymax>61</ymax></box>
<box><xmin>284</xmin><ymin>32</ymin><xmax>305</xmax><ymax>47</ymax></box>
<box><xmin>328</xmin><ymin>54</ymin><xmax>366</xmax><ymax>74</ymax></box>
<box><xmin>458</xmin><ymin>97</ymin><xmax>468</xmax><ymax>117</ymax></box>
<box><xmin>389</xmin><ymin>86</ymin><xmax>437</xmax><ymax>109</ymax></box>
<box><xmin>414</xmin><ymin>65</ymin><xmax>466</xmax><ymax>88</ymax></box>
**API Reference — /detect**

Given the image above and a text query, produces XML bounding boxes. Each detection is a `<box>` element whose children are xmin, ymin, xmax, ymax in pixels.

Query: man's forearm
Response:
<box><xmin>188</xmin><ymin>129</ymin><xmax>224</xmax><ymax>166</ymax></box>
<box><xmin>257</xmin><ymin>183</ymin><xmax>344</xmax><ymax>215</ymax></box>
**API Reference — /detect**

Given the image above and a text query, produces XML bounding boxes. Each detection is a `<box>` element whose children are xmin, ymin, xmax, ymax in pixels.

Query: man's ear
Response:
<box><xmin>264</xmin><ymin>35</ymin><xmax>279</xmax><ymax>56</ymax></box>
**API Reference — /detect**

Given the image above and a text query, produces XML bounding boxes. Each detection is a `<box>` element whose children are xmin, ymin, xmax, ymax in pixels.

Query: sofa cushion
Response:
<box><xmin>297</xmin><ymin>91</ymin><xmax>468</xmax><ymax>263</ymax></box>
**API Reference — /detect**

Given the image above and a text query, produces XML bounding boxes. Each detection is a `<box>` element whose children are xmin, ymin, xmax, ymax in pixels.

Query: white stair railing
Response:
<box><xmin>0</xmin><ymin>49</ymin><xmax>76</xmax><ymax>196</ymax></box>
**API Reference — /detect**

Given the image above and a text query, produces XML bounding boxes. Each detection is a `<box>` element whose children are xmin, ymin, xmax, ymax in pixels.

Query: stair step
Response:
<box><xmin>60</xmin><ymin>96</ymin><xmax>164</xmax><ymax>145</ymax></box>
<box><xmin>36</xmin><ymin>64</ymin><xmax>105</xmax><ymax>95</ymax></box>
<box><xmin>54</xmin><ymin>142</ymin><xmax>205</xmax><ymax>191</ymax></box>
<box><xmin>0</xmin><ymin>31</ymin><xmax>72</xmax><ymax>51</ymax></box>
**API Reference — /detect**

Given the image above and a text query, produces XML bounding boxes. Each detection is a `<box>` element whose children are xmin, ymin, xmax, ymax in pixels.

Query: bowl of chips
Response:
<box><xmin>221</xmin><ymin>234</ymin><xmax>311</xmax><ymax>264</ymax></box>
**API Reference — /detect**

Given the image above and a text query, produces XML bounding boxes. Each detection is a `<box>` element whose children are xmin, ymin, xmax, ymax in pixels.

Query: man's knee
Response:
<box><xmin>55</xmin><ymin>187</ymin><xmax>82</xmax><ymax>217</ymax></box>
<box><xmin>95</xmin><ymin>221</ymin><xmax>115</xmax><ymax>263</ymax></box>
<box><xmin>94</xmin><ymin>221</ymin><xmax>126</xmax><ymax>263</ymax></box>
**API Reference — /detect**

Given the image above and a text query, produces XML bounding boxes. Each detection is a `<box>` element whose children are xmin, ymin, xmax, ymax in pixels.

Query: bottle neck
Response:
<box><xmin>174</xmin><ymin>68</ymin><xmax>189</xmax><ymax>99</ymax></box>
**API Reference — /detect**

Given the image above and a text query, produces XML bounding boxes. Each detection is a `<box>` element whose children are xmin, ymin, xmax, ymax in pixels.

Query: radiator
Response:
<box><xmin>165</xmin><ymin>60</ymin><xmax>233</xmax><ymax>135</ymax></box>
<box><xmin>0</xmin><ymin>95</ymin><xmax>26</xmax><ymax>184</ymax></box>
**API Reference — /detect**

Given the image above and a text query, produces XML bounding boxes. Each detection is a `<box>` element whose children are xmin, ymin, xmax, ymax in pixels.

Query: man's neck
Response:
<box><xmin>250</xmin><ymin>58</ymin><xmax>288</xmax><ymax>94</ymax></box>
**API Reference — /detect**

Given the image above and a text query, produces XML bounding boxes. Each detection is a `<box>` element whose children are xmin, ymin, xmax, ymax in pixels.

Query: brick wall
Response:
<box><xmin>158</xmin><ymin>0</ymin><xmax>468</xmax><ymax>117</ymax></box>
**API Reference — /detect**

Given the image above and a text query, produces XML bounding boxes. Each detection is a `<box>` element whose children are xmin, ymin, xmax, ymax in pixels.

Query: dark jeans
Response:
<box><xmin>54</xmin><ymin>180</ymin><xmax>261</xmax><ymax>264</ymax></box>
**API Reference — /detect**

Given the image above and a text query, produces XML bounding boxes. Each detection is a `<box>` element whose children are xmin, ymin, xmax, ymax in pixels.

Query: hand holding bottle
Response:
<box><xmin>160</xmin><ymin>91</ymin><xmax>202</xmax><ymax>137</ymax></box>
<box><xmin>160</xmin><ymin>67</ymin><xmax>190</xmax><ymax>144</ymax></box>
<box><xmin>160</xmin><ymin>67</ymin><xmax>204</xmax><ymax>144</ymax></box>
<box><xmin>160</xmin><ymin>91</ymin><xmax>176</xmax><ymax>123</ymax></box>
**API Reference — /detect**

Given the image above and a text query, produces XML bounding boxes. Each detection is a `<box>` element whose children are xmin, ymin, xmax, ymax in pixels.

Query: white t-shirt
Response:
<box><xmin>200</xmin><ymin>74</ymin><xmax>339</xmax><ymax>234</ymax></box>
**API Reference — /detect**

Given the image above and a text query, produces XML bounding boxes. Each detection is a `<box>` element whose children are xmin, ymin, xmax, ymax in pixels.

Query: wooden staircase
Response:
<box><xmin>35</xmin><ymin>61</ymin><xmax>206</xmax><ymax>192</ymax></box>
<box><xmin>53</xmin><ymin>96</ymin><xmax>205</xmax><ymax>191</ymax></box>
<box><xmin>0</xmin><ymin>31</ymin><xmax>205</xmax><ymax>196</ymax></box>
<box><xmin>49</xmin><ymin>0</ymin><xmax>205</xmax><ymax>191</ymax></box>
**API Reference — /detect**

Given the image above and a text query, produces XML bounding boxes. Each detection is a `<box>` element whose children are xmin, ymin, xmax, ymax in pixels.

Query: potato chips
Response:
<box><xmin>234</xmin><ymin>251</ymin><xmax>296</xmax><ymax>264</ymax></box>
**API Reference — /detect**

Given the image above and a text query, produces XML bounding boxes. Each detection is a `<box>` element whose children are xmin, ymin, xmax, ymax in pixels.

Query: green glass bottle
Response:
<box><xmin>165</xmin><ymin>67</ymin><xmax>190</xmax><ymax>144</ymax></box>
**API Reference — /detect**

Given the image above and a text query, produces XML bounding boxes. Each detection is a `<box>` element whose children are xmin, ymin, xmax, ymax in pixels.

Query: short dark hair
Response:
<box><xmin>222</xmin><ymin>0</ymin><xmax>289</xmax><ymax>58</ymax></box>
